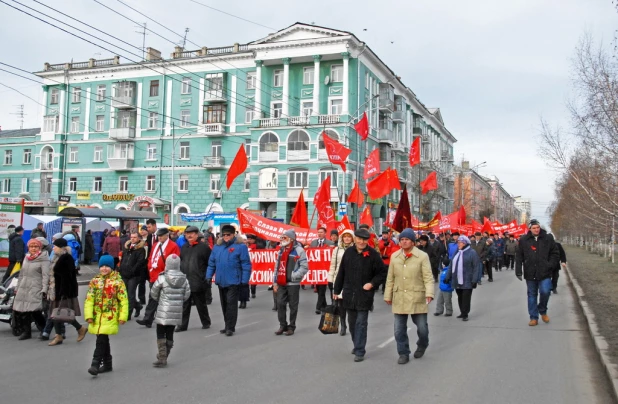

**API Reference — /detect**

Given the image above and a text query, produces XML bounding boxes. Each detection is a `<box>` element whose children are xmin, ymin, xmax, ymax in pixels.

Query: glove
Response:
<box><xmin>472</xmin><ymin>283</ymin><xmax>477</xmax><ymax>289</ymax></box>
<box><xmin>206</xmin><ymin>278</ymin><xmax>212</xmax><ymax>284</ymax></box>
<box><xmin>42</xmin><ymin>292</ymin><xmax>47</xmax><ymax>300</ymax></box>
<box><xmin>516</xmin><ymin>275</ymin><xmax>522</xmax><ymax>281</ymax></box>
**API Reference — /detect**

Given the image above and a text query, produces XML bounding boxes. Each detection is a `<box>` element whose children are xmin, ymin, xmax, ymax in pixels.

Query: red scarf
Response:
<box><xmin>277</xmin><ymin>245</ymin><xmax>293</xmax><ymax>286</ymax></box>
<box><xmin>26</xmin><ymin>251</ymin><xmax>42</xmax><ymax>261</ymax></box>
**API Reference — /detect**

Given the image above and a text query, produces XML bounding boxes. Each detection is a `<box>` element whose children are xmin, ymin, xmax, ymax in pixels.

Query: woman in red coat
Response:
<box><xmin>102</xmin><ymin>231</ymin><xmax>122</xmax><ymax>268</ymax></box>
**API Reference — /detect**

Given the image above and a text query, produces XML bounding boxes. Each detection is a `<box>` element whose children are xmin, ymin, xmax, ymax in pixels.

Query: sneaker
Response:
<box><xmin>397</xmin><ymin>355</ymin><xmax>409</xmax><ymax>364</ymax></box>
<box><xmin>354</xmin><ymin>355</ymin><xmax>364</xmax><ymax>362</ymax></box>
<box><xmin>529</xmin><ymin>319</ymin><xmax>538</xmax><ymax>326</ymax></box>
<box><xmin>541</xmin><ymin>314</ymin><xmax>550</xmax><ymax>323</ymax></box>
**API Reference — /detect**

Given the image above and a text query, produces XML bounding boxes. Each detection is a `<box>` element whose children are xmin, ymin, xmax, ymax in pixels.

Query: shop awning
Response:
<box><xmin>57</xmin><ymin>207</ymin><xmax>160</xmax><ymax>220</ymax></box>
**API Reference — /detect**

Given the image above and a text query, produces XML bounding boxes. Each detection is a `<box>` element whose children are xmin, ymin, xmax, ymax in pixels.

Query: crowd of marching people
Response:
<box><xmin>1</xmin><ymin>217</ymin><xmax>567</xmax><ymax>373</ymax></box>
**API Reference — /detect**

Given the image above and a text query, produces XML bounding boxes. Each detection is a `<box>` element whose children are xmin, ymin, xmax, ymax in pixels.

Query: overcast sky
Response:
<box><xmin>0</xmin><ymin>0</ymin><xmax>615</xmax><ymax>226</ymax></box>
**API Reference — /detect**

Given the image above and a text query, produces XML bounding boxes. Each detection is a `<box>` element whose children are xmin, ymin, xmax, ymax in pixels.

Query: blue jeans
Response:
<box><xmin>394</xmin><ymin>313</ymin><xmax>429</xmax><ymax>356</ymax></box>
<box><xmin>526</xmin><ymin>278</ymin><xmax>552</xmax><ymax>320</ymax></box>
<box><xmin>347</xmin><ymin>309</ymin><xmax>369</xmax><ymax>357</ymax></box>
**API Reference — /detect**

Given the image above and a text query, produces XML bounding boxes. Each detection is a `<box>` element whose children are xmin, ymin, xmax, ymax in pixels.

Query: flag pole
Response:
<box><xmin>309</xmin><ymin>206</ymin><xmax>317</xmax><ymax>228</ymax></box>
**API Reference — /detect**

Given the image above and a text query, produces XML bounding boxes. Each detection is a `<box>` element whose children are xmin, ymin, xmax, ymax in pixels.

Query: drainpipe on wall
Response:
<box><xmin>60</xmin><ymin>68</ymin><xmax>70</xmax><ymax>198</ymax></box>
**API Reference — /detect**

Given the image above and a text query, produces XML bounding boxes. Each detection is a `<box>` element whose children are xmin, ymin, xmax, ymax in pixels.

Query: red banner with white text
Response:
<box><xmin>237</xmin><ymin>208</ymin><xmax>319</xmax><ymax>244</ymax></box>
<box><xmin>248</xmin><ymin>247</ymin><xmax>333</xmax><ymax>285</ymax></box>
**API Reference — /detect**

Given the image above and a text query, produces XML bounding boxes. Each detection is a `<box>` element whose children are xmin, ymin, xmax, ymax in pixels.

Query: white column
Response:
<box><xmin>84</xmin><ymin>88</ymin><xmax>91</xmax><ymax>140</ymax></box>
<box><xmin>136</xmin><ymin>82</ymin><xmax>143</xmax><ymax>138</ymax></box>
<box><xmin>312</xmin><ymin>55</ymin><xmax>321</xmax><ymax>115</ymax></box>
<box><xmin>230</xmin><ymin>74</ymin><xmax>237</xmax><ymax>133</ymax></box>
<box><xmin>255</xmin><ymin>60</ymin><xmax>262</xmax><ymax>119</ymax></box>
<box><xmin>110</xmin><ymin>84</ymin><xmax>116</xmax><ymax>130</ymax></box>
<box><xmin>282</xmin><ymin>58</ymin><xmax>290</xmax><ymax>117</ymax></box>
<box><xmin>342</xmin><ymin>52</ymin><xmax>350</xmax><ymax>116</ymax></box>
<box><xmin>164</xmin><ymin>79</ymin><xmax>173</xmax><ymax>136</ymax></box>
<box><xmin>59</xmin><ymin>89</ymin><xmax>66</xmax><ymax>133</ymax></box>
<box><xmin>198</xmin><ymin>78</ymin><xmax>205</xmax><ymax>124</ymax></box>
<box><xmin>40</xmin><ymin>89</ymin><xmax>47</xmax><ymax>129</ymax></box>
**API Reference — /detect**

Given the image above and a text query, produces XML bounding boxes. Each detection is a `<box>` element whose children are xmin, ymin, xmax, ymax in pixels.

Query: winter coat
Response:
<box><xmin>118</xmin><ymin>240</ymin><xmax>147</xmax><ymax>280</ymax></box>
<box><xmin>180</xmin><ymin>241</ymin><xmax>212</xmax><ymax>292</ymax></box>
<box><xmin>471</xmin><ymin>239</ymin><xmax>488</xmax><ymax>261</ymax></box>
<box><xmin>206</xmin><ymin>236</ymin><xmax>251</xmax><ymax>288</ymax></box>
<box><xmin>50</xmin><ymin>250</ymin><xmax>81</xmax><ymax>316</ymax></box>
<box><xmin>83</xmin><ymin>270</ymin><xmax>128</xmax><ymax>335</ymax></box>
<box><xmin>447</xmin><ymin>241</ymin><xmax>459</xmax><ymax>260</ymax></box>
<box><xmin>151</xmin><ymin>268</ymin><xmax>191</xmax><ymax>326</ymax></box>
<box><xmin>84</xmin><ymin>233</ymin><xmax>95</xmax><ymax>262</ymax></box>
<box><xmin>505</xmin><ymin>239</ymin><xmax>518</xmax><ymax>256</ymax></box>
<box><xmin>486</xmin><ymin>244</ymin><xmax>497</xmax><ymax>261</ymax></box>
<box><xmin>384</xmin><ymin>247</ymin><xmax>434</xmax><ymax>315</ymax></box>
<box><xmin>102</xmin><ymin>234</ymin><xmax>122</xmax><ymax>258</ymax></box>
<box><xmin>378</xmin><ymin>238</ymin><xmax>399</xmax><ymax>265</ymax></box>
<box><xmin>148</xmin><ymin>239</ymin><xmax>180</xmax><ymax>283</ymax></box>
<box><xmin>439</xmin><ymin>266</ymin><xmax>454</xmax><ymax>293</ymax></box>
<box><xmin>516</xmin><ymin>229</ymin><xmax>560</xmax><ymax>281</ymax></box>
<box><xmin>444</xmin><ymin>247</ymin><xmax>483</xmax><ymax>290</ymax></box>
<box><xmin>333</xmin><ymin>246</ymin><xmax>387</xmax><ymax>311</ymax></box>
<box><xmin>427</xmin><ymin>240</ymin><xmax>445</xmax><ymax>270</ymax></box>
<box><xmin>8</xmin><ymin>233</ymin><xmax>25</xmax><ymax>262</ymax></box>
<box><xmin>31</xmin><ymin>228</ymin><xmax>47</xmax><ymax>239</ymax></box>
<box><xmin>495</xmin><ymin>238</ymin><xmax>506</xmax><ymax>255</ymax></box>
<box><xmin>556</xmin><ymin>242</ymin><xmax>567</xmax><ymax>270</ymax></box>
<box><xmin>272</xmin><ymin>242</ymin><xmax>309</xmax><ymax>286</ymax></box>
<box><xmin>13</xmin><ymin>251</ymin><xmax>50</xmax><ymax>312</ymax></box>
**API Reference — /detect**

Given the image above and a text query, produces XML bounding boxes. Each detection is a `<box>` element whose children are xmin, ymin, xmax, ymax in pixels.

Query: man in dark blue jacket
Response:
<box><xmin>206</xmin><ymin>224</ymin><xmax>251</xmax><ymax>336</ymax></box>
<box><xmin>3</xmin><ymin>226</ymin><xmax>25</xmax><ymax>283</ymax></box>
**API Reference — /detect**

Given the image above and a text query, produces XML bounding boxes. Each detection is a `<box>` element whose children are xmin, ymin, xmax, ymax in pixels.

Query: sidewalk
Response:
<box><xmin>0</xmin><ymin>263</ymin><xmax>99</xmax><ymax>286</ymax></box>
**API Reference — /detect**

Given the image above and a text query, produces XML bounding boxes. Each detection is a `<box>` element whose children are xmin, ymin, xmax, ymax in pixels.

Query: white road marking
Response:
<box><xmin>377</xmin><ymin>327</ymin><xmax>410</xmax><ymax>348</ymax></box>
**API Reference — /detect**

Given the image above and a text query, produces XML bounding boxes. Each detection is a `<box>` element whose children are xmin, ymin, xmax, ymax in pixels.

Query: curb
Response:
<box><xmin>564</xmin><ymin>263</ymin><xmax>618</xmax><ymax>402</ymax></box>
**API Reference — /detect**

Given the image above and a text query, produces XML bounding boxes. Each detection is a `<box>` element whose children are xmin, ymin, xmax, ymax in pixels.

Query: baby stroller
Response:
<box><xmin>0</xmin><ymin>273</ymin><xmax>44</xmax><ymax>336</ymax></box>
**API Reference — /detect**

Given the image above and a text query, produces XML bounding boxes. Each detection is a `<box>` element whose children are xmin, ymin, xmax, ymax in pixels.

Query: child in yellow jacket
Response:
<box><xmin>84</xmin><ymin>255</ymin><xmax>128</xmax><ymax>376</ymax></box>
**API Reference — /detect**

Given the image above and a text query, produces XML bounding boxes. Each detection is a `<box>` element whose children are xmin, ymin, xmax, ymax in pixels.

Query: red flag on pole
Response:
<box><xmin>354</xmin><ymin>112</ymin><xmax>369</xmax><ymax>141</ymax></box>
<box><xmin>322</xmin><ymin>132</ymin><xmax>352</xmax><ymax>172</ymax></box>
<box><xmin>366</xmin><ymin>168</ymin><xmax>400</xmax><ymax>200</ymax></box>
<box><xmin>360</xmin><ymin>205</ymin><xmax>373</xmax><ymax>227</ymax></box>
<box><xmin>409</xmin><ymin>137</ymin><xmax>421</xmax><ymax>167</ymax></box>
<box><xmin>364</xmin><ymin>148</ymin><xmax>380</xmax><ymax>180</ymax></box>
<box><xmin>420</xmin><ymin>171</ymin><xmax>438</xmax><ymax>195</ymax></box>
<box><xmin>391</xmin><ymin>185</ymin><xmax>412</xmax><ymax>232</ymax></box>
<box><xmin>289</xmin><ymin>189</ymin><xmax>309</xmax><ymax>229</ymax></box>
<box><xmin>348</xmin><ymin>179</ymin><xmax>364</xmax><ymax>206</ymax></box>
<box><xmin>457</xmin><ymin>205</ymin><xmax>466</xmax><ymax>226</ymax></box>
<box><xmin>313</xmin><ymin>176</ymin><xmax>335</xmax><ymax>230</ymax></box>
<box><xmin>481</xmin><ymin>217</ymin><xmax>495</xmax><ymax>234</ymax></box>
<box><xmin>226</xmin><ymin>144</ymin><xmax>248</xmax><ymax>189</ymax></box>
<box><xmin>337</xmin><ymin>215</ymin><xmax>354</xmax><ymax>234</ymax></box>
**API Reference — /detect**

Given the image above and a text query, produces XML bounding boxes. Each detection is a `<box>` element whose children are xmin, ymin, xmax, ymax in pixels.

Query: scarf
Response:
<box><xmin>27</xmin><ymin>251</ymin><xmax>42</xmax><ymax>261</ymax></box>
<box><xmin>276</xmin><ymin>245</ymin><xmax>293</xmax><ymax>286</ymax></box>
<box><xmin>452</xmin><ymin>245</ymin><xmax>470</xmax><ymax>285</ymax></box>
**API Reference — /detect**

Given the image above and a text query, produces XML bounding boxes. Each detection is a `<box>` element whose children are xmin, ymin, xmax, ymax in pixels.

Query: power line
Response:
<box><xmin>187</xmin><ymin>0</ymin><xmax>277</xmax><ymax>31</ymax></box>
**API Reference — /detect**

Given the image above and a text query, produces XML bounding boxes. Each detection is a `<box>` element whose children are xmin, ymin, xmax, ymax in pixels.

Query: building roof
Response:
<box><xmin>0</xmin><ymin>127</ymin><xmax>40</xmax><ymax>138</ymax></box>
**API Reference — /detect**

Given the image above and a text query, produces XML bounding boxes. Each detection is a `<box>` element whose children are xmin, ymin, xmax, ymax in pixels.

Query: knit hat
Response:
<box><xmin>282</xmin><ymin>229</ymin><xmax>296</xmax><ymax>240</ymax></box>
<box><xmin>53</xmin><ymin>238</ymin><xmax>68</xmax><ymax>248</ymax></box>
<box><xmin>52</xmin><ymin>232</ymin><xmax>63</xmax><ymax>240</ymax></box>
<box><xmin>419</xmin><ymin>235</ymin><xmax>429</xmax><ymax>242</ymax></box>
<box><xmin>37</xmin><ymin>237</ymin><xmax>49</xmax><ymax>247</ymax></box>
<box><xmin>98</xmin><ymin>254</ymin><xmax>115</xmax><ymax>269</ymax></box>
<box><xmin>458</xmin><ymin>235</ymin><xmax>471</xmax><ymax>245</ymax></box>
<box><xmin>165</xmin><ymin>254</ymin><xmax>180</xmax><ymax>271</ymax></box>
<box><xmin>27</xmin><ymin>238</ymin><xmax>42</xmax><ymax>248</ymax></box>
<box><xmin>398</xmin><ymin>228</ymin><xmax>416</xmax><ymax>242</ymax></box>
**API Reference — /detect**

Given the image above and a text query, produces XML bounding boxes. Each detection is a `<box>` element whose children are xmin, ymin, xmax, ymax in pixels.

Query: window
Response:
<box><xmin>319</xmin><ymin>130</ymin><xmax>339</xmax><ymax>150</ymax></box>
<box><xmin>331</xmin><ymin>65</ymin><xmax>343</xmax><ymax>82</ymax></box>
<box><xmin>95</xmin><ymin>115</ymin><xmax>104</xmax><ymax>131</ymax></box>
<box><xmin>150</xmin><ymin>80</ymin><xmax>159</xmax><ymax>97</ymax></box>
<box><xmin>287</xmin><ymin>130</ymin><xmax>309</xmax><ymax>151</ymax></box>
<box><xmin>118</xmin><ymin>176</ymin><xmax>128</xmax><ymax>192</ymax></box>
<box><xmin>4</xmin><ymin>150</ymin><xmax>12</xmax><ymax>165</ymax></box>
<box><xmin>181</xmin><ymin>77</ymin><xmax>191</xmax><ymax>94</ymax></box>
<box><xmin>271</xmin><ymin>102</ymin><xmax>283</xmax><ymax>118</ymax></box>
<box><xmin>43</xmin><ymin>116</ymin><xmax>58</xmax><ymax>133</ymax></box>
<box><xmin>50</xmin><ymin>88</ymin><xmax>59</xmax><ymax>104</ymax></box>
<box><xmin>210</xmin><ymin>174</ymin><xmax>221</xmax><ymax>191</ymax></box>
<box><xmin>178</xmin><ymin>174</ymin><xmax>189</xmax><ymax>192</ymax></box>
<box><xmin>70</xmin><ymin>116</ymin><xmax>80</xmax><ymax>133</ymax></box>
<box><xmin>211</xmin><ymin>141</ymin><xmax>221</xmax><ymax>157</ymax></box>
<box><xmin>301</xmin><ymin>101</ymin><xmax>313</xmax><ymax>117</ymax></box>
<box><xmin>259</xmin><ymin>133</ymin><xmax>279</xmax><ymax>152</ymax></box>
<box><xmin>1</xmin><ymin>178</ymin><xmax>10</xmax><ymax>194</ymax></box>
<box><xmin>148</xmin><ymin>112</ymin><xmax>159</xmax><ymax>129</ymax></box>
<box><xmin>93</xmin><ymin>146</ymin><xmax>103</xmax><ymax>162</ymax></box>
<box><xmin>179</xmin><ymin>141</ymin><xmax>190</xmax><ymax>159</ymax></box>
<box><xmin>97</xmin><ymin>85</ymin><xmax>106</xmax><ymax>101</ymax></box>
<box><xmin>23</xmin><ymin>149</ymin><xmax>31</xmax><ymax>164</ymax></box>
<box><xmin>258</xmin><ymin>168</ymin><xmax>278</xmax><ymax>189</ymax></box>
<box><xmin>203</xmin><ymin>104</ymin><xmax>226</xmax><ymax>124</ymax></box>
<box><xmin>93</xmin><ymin>177</ymin><xmax>102</xmax><ymax>193</ymax></box>
<box><xmin>117</xmin><ymin>110</ymin><xmax>135</xmax><ymax>128</ymax></box>
<box><xmin>244</xmin><ymin>141</ymin><xmax>251</xmax><ymax>159</ymax></box>
<box><xmin>245</xmin><ymin>106</ymin><xmax>255</xmax><ymax>123</ymax></box>
<box><xmin>21</xmin><ymin>178</ymin><xmax>29</xmax><ymax>193</ymax></box>
<box><xmin>146</xmin><ymin>175</ymin><xmax>156</xmax><ymax>192</ymax></box>
<box><xmin>288</xmin><ymin>170</ymin><xmax>308</xmax><ymax>188</ymax></box>
<box><xmin>365</xmin><ymin>72</ymin><xmax>369</xmax><ymax>89</ymax></box>
<box><xmin>243</xmin><ymin>173</ymin><xmax>250</xmax><ymax>191</ymax></box>
<box><xmin>205</xmin><ymin>74</ymin><xmax>224</xmax><ymax>99</ymax></box>
<box><xmin>72</xmin><ymin>87</ymin><xmax>81</xmax><ymax>103</ymax></box>
<box><xmin>330</xmin><ymin>99</ymin><xmax>343</xmax><ymax>115</ymax></box>
<box><xmin>180</xmin><ymin>110</ymin><xmax>191</xmax><ymax>127</ymax></box>
<box><xmin>303</xmin><ymin>66</ymin><xmax>314</xmax><ymax>85</ymax></box>
<box><xmin>273</xmin><ymin>69</ymin><xmax>283</xmax><ymax>87</ymax></box>
<box><xmin>146</xmin><ymin>144</ymin><xmax>157</xmax><ymax>160</ymax></box>
<box><xmin>320</xmin><ymin>170</ymin><xmax>339</xmax><ymax>187</ymax></box>
<box><xmin>246</xmin><ymin>72</ymin><xmax>256</xmax><ymax>90</ymax></box>
<box><xmin>69</xmin><ymin>147</ymin><xmax>78</xmax><ymax>163</ymax></box>
<box><xmin>68</xmin><ymin>177</ymin><xmax>77</xmax><ymax>193</ymax></box>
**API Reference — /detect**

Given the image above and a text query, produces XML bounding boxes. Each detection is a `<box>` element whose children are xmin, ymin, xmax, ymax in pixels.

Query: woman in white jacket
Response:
<box><xmin>327</xmin><ymin>229</ymin><xmax>354</xmax><ymax>336</ymax></box>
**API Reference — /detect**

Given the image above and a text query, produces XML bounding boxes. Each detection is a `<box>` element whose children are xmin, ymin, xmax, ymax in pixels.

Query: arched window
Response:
<box><xmin>259</xmin><ymin>132</ymin><xmax>278</xmax><ymax>162</ymax></box>
<box><xmin>318</xmin><ymin>129</ymin><xmax>339</xmax><ymax>149</ymax></box>
<box><xmin>287</xmin><ymin>130</ymin><xmax>309</xmax><ymax>151</ymax></box>
<box><xmin>259</xmin><ymin>168</ymin><xmax>278</xmax><ymax>189</ymax></box>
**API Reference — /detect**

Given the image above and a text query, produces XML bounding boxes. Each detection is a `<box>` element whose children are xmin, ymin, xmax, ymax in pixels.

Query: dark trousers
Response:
<box><xmin>552</xmin><ymin>269</ymin><xmax>560</xmax><ymax>291</ymax></box>
<box><xmin>394</xmin><ymin>313</ymin><xmax>429</xmax><ymax>356</ymax></box>
<box><xmin>137</xmin><ymin>274</ymin><xmax>147</xmax><ymax>304</ymax></box>
<box><xmin>92</xmin><ymin>334</ymin><xmax>111</xmax><ymax>366</ymax></box>
<box><xmin>250</xmin><ymin>285</ymin><xmax>257</xmax><ymax>296</ymax></box>
<box><xmin>431</xmin><ymin>266</ymin><xmax>440</xmax><ymax>282</ymax></box>
<box><xmin>156</xmin><ymin>324</ymin><xmax>175</xmax><ymax>341</ymax></box>
<box><xmin>494</xmin><ymin>257</ymin><xmax>503</xmax><ymax>270</ymax></box>
<box><xmin>142</xmin><ymin>282</ymin><xmax>158</xmax><ymax>325</ymax></box>
<box><xmin>180</xmin><ymin>290</ymin><xmax>211</xmax><ymax>329</ymax></box>
<box><xmin>239</xmin><ymin>284</ymin><xmax>250</xmax><ymax>303</ymax></box>
<box><xmin>456</xmin><ymin>289</ymin><xmax>473</xmax><ymax>318</ymax></box>
<box><xmin>54</xmin><ymin>318</ymin><xmax>82</xmax><ymax>335</ymax></box>
<box><xmin>505</xmin><ymin>255</ymin><xmax>515</xmax><ymax>269</ymax></box>
<box><xmin>2</xmin><ymin>261</ymin><xmax>17</xmax><ymax>283</ymax></box>
<box><xmin>347</xmin><ymin>309</ymin><xmax>369</xmax><ymax>357</ymax></box>
<box><xmin>484</xmin><ymin>261</ymin><xmax>493</xmax><ymax>280</ymax></box>
<box><xmin>219</xmin><ymin>285</ymin><xmax>239</xmax><ymax>332</ymax></box>
<box><xmin>123</xmin><ymin>277</ymin><xmax>141</xmax><ymax>319</ymax></box>
<box><xmin>42</xmin><ymin>300</ymin><xmax>63</xmax><ymax>336</ymax></box>
<box><xmin>16</xmin><ymin>311</ymin><xmax>46</xmax><ymax>335</ymax></box>
<box><xmin>277</xmin><ymin>285</ymin><xmax>300</xmax><ymax>330</ymax></box>
<box><xmin>316</xmin><ymin>285</ymin><xmax>328</xmax><ymax>311</ymax></box>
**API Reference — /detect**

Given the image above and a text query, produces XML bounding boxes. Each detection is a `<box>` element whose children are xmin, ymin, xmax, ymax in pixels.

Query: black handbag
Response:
<box><xmin>50</xmin><ymin>297</ymin><xmax>76</xmax><ymax>323</ymax></box>
<box><xmin>318</xmin><ymin>304</ymin><xmax>340</xmax><ymax>335</ymax></box>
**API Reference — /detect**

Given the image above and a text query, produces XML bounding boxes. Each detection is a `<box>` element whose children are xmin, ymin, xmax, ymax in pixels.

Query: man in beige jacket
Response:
<box><xmin>384</xmin><ymin>228</ymin><xmax>435</xmax><ymax>364</ymax></box>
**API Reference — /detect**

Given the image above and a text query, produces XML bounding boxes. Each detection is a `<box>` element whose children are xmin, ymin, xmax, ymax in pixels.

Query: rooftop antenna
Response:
<box><xmin>181</xmin><ymin>27</ymin><xmax>189</xmax><ymax>49</ymax></box>
<box><xmin>135</xmin><ymin>22</ymin><xmax>148</xmax><ymax>60</ymax></box>
<box><xmin>10</xmin><ymin>104</ymin><xmax>26</xmax><ymax>129</ymax></box>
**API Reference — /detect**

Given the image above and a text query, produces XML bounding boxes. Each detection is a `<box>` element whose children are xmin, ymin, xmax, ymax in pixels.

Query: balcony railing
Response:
<box><xmin>109</xmin><ymin>127</ymin><xmax>136</xmax><ymax>141</ymax></box>
<box><xmin>107</xmin><ymin>157</ymin><xmax>134</xmax><ymax>170</ymax></box>
<box><xmin>289</xmin><ymin>116</ymin><xmax>310</xmax><ymax>126</ymax></box>
<box><xmin>40</xmin><ymin>161</ymin><xmax>54</xmax><ymax>170</ymax></box>
<box><xmin>112</xmin><ymin>95</ymin><xmax>136</xmax><ymax>109</ymax></box>
<box><xmin>259</xmin><ymin>118</ymin><xmax>281</xmax><ymax>128</ymax></box>
<box><xmin>202</xmin><ymin>156</ymin><xmax>225</xmax><ymax>168</ymax></box>
<box><xmin>198</xmin><ymin>123</ymin><xmax>224</xmax><ymax>136</ymax></box>
<box><xmin>378</xmin><ymin>128</ymin><xmax>393</xmax><ymax>143</ymax></box>
<box><xmin>392</xmin><ymin>110</ymin><xmax>405</xmax><ymax>123</ymax></box>
<box><xmin>318</xmin><ymin>115</ymin><xmax>340</xmax><ymax>124</ymax></box>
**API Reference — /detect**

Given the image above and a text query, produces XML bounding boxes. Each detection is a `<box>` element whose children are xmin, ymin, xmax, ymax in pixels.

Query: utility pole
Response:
<box><xmin>10</xmin><ymin>104</ymin><xmax>26</xmax><ymax>129</ymax></box>
<box><xmin>181</xmin><ymin>28</ymin><xmax>190</xmax><ymax>49</ymax></box>
<box><xmin>135</xmin><ymin>23</ymin><xmax>148</xmax><ymax>60</ymax></box>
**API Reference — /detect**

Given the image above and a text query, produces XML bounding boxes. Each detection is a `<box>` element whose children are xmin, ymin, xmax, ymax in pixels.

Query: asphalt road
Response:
<box><xmin>0</xmin><ymin>269</ymin><xmax>614</xmax><ymax>404</ymax></box>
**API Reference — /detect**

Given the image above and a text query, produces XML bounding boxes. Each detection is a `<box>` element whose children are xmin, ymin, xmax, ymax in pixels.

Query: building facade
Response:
<box><xmin>514</xmin><ymin>197</ymin><xmax>532</xmax><ymax>224</ymax></box>
<box><xmin>0</xmin><ymin>23</ymin><xmax>456</xmax><ymax>226</ymax></box>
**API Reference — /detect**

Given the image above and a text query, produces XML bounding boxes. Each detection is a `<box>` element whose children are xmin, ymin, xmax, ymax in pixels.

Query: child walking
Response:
<box><xmin>434</xmin><ymin>257</ymin><xmax>454</xmax><ymax>317</ymax></box>
<box><xmin>84</xmin><ymin>255</ymin><xmax>128</xmax><ymax>376</ymax></box>
<box><xmin>150</xmin><ymin>254</ymin><xmax>190</xmax><ymax>367</ymax></box>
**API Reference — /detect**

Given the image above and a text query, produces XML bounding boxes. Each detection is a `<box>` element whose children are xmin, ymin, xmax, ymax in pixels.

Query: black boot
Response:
<box><xmin>98</xmin><ymin>355</ymin><xmax>113</xmax><ymax>373</ymax></box>
<box><xmin>17</xmin><ymin>313</ymin><xmax>32</xmax><ymax>340</ymax></box>
<box><xmin>134</xmin><ymin>303</ymin><xmax>142</xmax><ymax>318</ymax></box>
<box><xmin>89</xmin><ymin>336</ymin><xmax>106</xmax><ymax>376</ymax></box>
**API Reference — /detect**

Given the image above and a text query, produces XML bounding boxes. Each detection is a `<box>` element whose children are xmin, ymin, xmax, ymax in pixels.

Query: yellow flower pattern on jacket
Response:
<box><xmin>83</xmin><ymin>271</ymin><xmax>128</xmax><ymax>335</ymax></box>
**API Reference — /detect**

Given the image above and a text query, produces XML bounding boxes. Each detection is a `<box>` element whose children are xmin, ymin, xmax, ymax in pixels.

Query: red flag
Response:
<box><xmin>366</xmin><ymin>168</ymin><xmax>400</xmax><ymax>200</ymax></box>
<box><xmin>337</xmin><ymin>215</ymin><xmax>354</xmax><ymax>234</ymax></box>
<box><xmin>226</xmin><ymin>144</ymin><xmax>248</xmax><ymax>189</ymax></box>
<box><xmin>420</xmin><ymin>171</ymin><xmax>438</xmax><ymax>195</ymax></box>
<box><xmin>360</xmin><ymin>205</ymin><xmax>373</xmax><ymax>227</ymax></box>
<box><xmin>364</xmin><ymin>149</ymin><xmax>380</xmax><ymax>180</ymax></box>
<box><xmin>389</xmin><ymin>169</ymin><xmax>402</xmax><ymax>191</ymax></box>
<box><xmin>313</xmin><ymin>176</ymin><xmax>335</xmax><ymax>230</ymax></box>
<box><xmin>409</xmin><ymin>137</ymin><xmax>421</xmax><ymax>167</ymax></box>
<box><xmin>391</xmin><ymin>185</ymin><xmax>412</xmax><ymax>232</ymax></box>
<box><xmin>289</xmin><ymin>190</ymin><xmax>309</xmax><ymax>229</ymax></box>
<box><xmin>354</xmin><ymin>112</ymin><xmax>369</xmax><ymax>141</ymax></box>
<box><xmin>481</xmin><ymin>217</ymin><xmax>495</xmax><ymax>234</ymax></box>
<box><xmin>348</xmin><ymin>180</ymin><xmax>364</xmax><ymax>206</ymax></box>
<box><xmin>322</xmin><ymin>132</ymin><xmax>352</xmax><ymax>172</ymax></box>
<box><xmin>457</xmin><ymin>205</ymin><xmax>466</xmax><ymax>226</ymax></box>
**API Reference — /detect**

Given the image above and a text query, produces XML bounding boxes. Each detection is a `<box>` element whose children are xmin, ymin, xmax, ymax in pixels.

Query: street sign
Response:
<box><xmin>338</xmin><ymin>202</ymin><xmax>347</xmax><ymax>214</ymax></box>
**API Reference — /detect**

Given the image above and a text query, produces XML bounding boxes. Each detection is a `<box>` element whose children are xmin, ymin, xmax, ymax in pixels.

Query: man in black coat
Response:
<box><xmin>515</xmin><ymin>219</ymin><xmax>560</xmax><ymax>326</ymax></box>
<box><xmin>552</xmin><ymin>241</ymin><xmax>567</xmax><ymax>294</ymax></box>
<box><xmin>3</xmin><ymin>226</ymin><xmax>25</xmax><ymax>283</ymax></box>
<box><xmin>118</xmin><ymin>232</ymin><xmax>147</xmax><ymax>320</ymax></box>
<box><xmin>427</xmin><ymin>233</ymin><xmax>445</xmax><ymax>282</ymax></box>
<box><xmin>334</xmin><ymin>228</ymin><xmax>387</xmax><ymax>363</ymax></box>
<box><xmin>178</xmin><ymin>226</ymin><xmax>212</xmax><ymax>331</ymax></box>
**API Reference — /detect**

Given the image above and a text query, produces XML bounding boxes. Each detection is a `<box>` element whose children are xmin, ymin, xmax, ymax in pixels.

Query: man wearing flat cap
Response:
<box><xmin>333</xmin><ymin>228</ymin><xmax>387</xmax><ymax>362</ymax></box>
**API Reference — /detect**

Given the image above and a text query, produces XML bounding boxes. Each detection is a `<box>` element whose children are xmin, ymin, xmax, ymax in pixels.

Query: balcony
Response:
<box><xmin>202</xmin><ymin>156</ymin><xmax>225</xmax><ymax>168</ymax></box>
<box><xmin>198</xmin><ymin>123</ymin><xmax>224</xmax><ymax>136</ymax></box>
<box><xmin>107</xmin><ymin>144</ymin><xmax>134</xmax><ymax>170</ymax></box>
<box><xmin>392</xmin><ymin>96</ymin><xmax>405</xmax><ymax>122</ymax></box>
<box><xmin>413</xmin><ymin>127</ymin><xmax>422</xmax><ymax>135</ymax></box>
<box><xmin>289</xmin><ymin>116</ymin><xmax>310</xmax><ymax>126</ymax></box>
<box><xmin>318</xmin><ymin>114</ymin><xmax>340</xmax><ymax>125</ymax></box>
<box><xmin>107</xmin><ymin>156</ymin><xmax>134</xmax><ymax>170</ymax></box>
<box><xmin>392</xmin><ymin>110</ymin><xmax>405</xmax><ymax>123</ymax></box>
<box><xmin>379</xmin><ymin>83</ymin><xmax>394</xmax><ymax>113</ymax></box>
<box><xmin>421</xmin><ymin>134</ymin><xmax>430</xmax><ymax>144</ymax></box>
<box><xmin>109</xmin><ymin>127</ymin><xmax>135</xmax><ymax>141</ymax></box>
<box><xmin>112</xmin><ymin>81</ymin><xmax>137</xmax><ymax>109</ymax></box>
<box><xmin>378</xmin><ymin>128</ymin><xmax>393</xmax><ymax>144</ymax></box>
<box><xmin>259</xmin><ymin>118</ymin><xmax>281</xmax><ymax>128</ymax></box>
<box><xmin>393</xmin><ymin>141</ymin><xmax>406</xmax><ymax>151</ymax></box>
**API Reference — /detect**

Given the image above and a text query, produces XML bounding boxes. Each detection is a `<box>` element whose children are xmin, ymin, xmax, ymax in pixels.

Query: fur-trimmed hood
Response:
<box><xmin>216</xmin><ymin>236</ymin><xmax>245</xmax><ymax>246</ymax></box>
<box><xmin>124</xmin><ymin>239</ymin><xmax>145</xmax><ymax>250</ymax></box>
